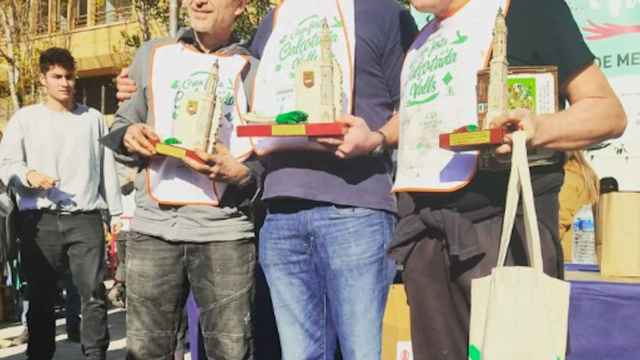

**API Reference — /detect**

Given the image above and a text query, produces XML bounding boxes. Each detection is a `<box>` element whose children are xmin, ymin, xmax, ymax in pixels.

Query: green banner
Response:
<box><xmin>568</xmin><ymin>0</ymin><xmax>640</xmax><ymax>190</ymax></box>
<box><xmin>567</xmin><ymin>0</ymin><xmax>640</xmax><ymax>77</ymax></box>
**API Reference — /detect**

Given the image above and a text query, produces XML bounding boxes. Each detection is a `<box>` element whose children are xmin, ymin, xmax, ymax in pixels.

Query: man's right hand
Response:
<box><xmin>123</xmin><ymin>124</ymin><xmax>160</xmax><ymax>157</ymax></box>
<box><xmin>26</xmin><ymin>170</ymin><xmax>58</xmax><ymax>190</ymax></box>
<box><xmin>116</xmin><ymin>67</ymin><xmax>137</xmax><ymax>102</ymax></box>
<box><xmin>107</xmin><ymin>282</ymin><xmax>126</xmax><ymax>308</ymax></box>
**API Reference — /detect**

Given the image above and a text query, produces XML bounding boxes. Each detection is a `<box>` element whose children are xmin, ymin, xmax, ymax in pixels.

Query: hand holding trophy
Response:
<box><xmin>153</xmin><ymin>60</ymin><xmax>223</xmax><ymax>164</ymax></box>
<box><xmin>438</xmin><ymin>9</ymin><xmax>510</xmax><ymax>154</ymax></box>
<box><xmin>438</xmin><ymin>9</ymin><xmax>560</xmax><ymax>170</ymax></box>
<box><xmin>237</xmin><ymin>19</ymin><xmax>346</xmax><ymax>139</ymax></box>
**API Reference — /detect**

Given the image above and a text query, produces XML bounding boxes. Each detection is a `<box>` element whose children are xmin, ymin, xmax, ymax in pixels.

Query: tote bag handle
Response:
<box><xmin>496</xmin><ymin>131</ymin><xmax>544</xmax><ymax>271</ymax></box>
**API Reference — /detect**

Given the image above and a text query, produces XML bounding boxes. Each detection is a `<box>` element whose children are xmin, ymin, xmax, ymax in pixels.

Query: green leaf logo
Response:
<box><xmin>332</xmin><ymin>16</ymin><xmax>343</xmax><ymax>28</ymax></box>
<box><xmin>468</xmin><ymin>344</ymin><xmax>481</xmax><ymax>360</ymax></box>
<box><xmin>443</xmin><ymin>72</ymin><xmax>453</xmax><ymax>85</ymax></box>
<box><xmin>406</xmin><ymin>92</ymin><xmax>439</xmax><ymax>107</ymax></box>
<box><xmin>453</xmin><ymin>30</ymin><xmax>469</xmax><ymax>44</ymax></box>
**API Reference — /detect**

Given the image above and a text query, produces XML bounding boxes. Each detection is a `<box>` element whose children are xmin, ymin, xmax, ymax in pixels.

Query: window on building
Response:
<box><xmin>35</xmin><ymin>0</ymin><xmax>49</xmax><ymax>34</ymax></box>
<box><xmin>75</xmin><ymin>76</ymin><xmax>118</xmax><ymax>115</ymax></box>
<box><xmin>56</xmin><ymin>0</ymin><xmax>70</xmax><ymax>32</ymax></box>
<box><xmin>96</xmin><ymin>0</ymin><xmax>133</xmax><ymax>25</ymax></box>
<box><xmin>75</xmin><ymin>0</ymin><xmax>89</xmax><ymax>28</ymax></box>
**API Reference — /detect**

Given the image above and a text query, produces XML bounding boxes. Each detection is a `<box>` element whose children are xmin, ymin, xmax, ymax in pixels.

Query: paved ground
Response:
<box><xmin>0</xmin><ymin>308</ymin><xmax>193</xmax><ymax>359</ymax></box>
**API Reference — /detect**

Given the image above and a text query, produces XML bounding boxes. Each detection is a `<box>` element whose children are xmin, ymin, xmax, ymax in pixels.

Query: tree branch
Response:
<box><xmin>0</xmin><ymin>47</ymin><xmax>14</xmax><ymax>64</ymax></box>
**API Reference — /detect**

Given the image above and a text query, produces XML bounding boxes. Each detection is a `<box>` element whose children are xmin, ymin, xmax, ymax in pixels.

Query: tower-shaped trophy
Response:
<box><xmin>237</xmin><ymin>18</ymin><xmax>346</xmax><ymax>138</ymax></box>
<box><xmin>318</xmin><ymin>20</ymin><xmax>336</xmax><ymax>123</ymax></box>
<box><xmin>155</xmin><ymin>60</ymin><xmax>222</xmax><ymax>163</ymax></box>
<box><xmin>294</xmin><ymin>19</ymin><xmax>341</xmax><ymax>123</ymax></box>
<box><xmin>476</xmin><ymin>8</ymin><xmax>561</xmax><ymax>169</ymax></box>
<box><xmin>439</xmin><ymin>9</ymin><xmax>508</xmax><ymax>151</ymax></box>
<box><xmin>475</xmin><ymin>9</ymin><xmax>511</xmax><ymax>169</ymax></box>
<box><xmin>440</xmin><ymin>8</ymin><xmax>562</xmax><ymax>168</ymax></box>
<box><xmin>483</xmin><ymin>11</ymin><xmax>508</xmax><ymax>129</ymax></box>
<box><xmin>203</xmin><ymin>61</ymin><xmax>223</xmax><ymax>154</ymax></box>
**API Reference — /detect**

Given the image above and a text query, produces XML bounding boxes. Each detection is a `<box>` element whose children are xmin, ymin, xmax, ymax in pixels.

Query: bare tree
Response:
<box><xmin>131</xmin><ymin>0</ymin><xmax>172</xmax><ymax>42</ymax></box>
<box><xmin>0</xmin><ymin>1</ymin><xmax>24</xmax><ymax>109</ymax></box>
<box><xmin>134</xmin><ymin>0</ymin><xmax>153</xmax><ymax>41</ymax></box>
<box><xmin>0</xmin><ymin>1</ymin><xmax>59</xmax><ymax>113</ymax></box>
<box><xmin>234</xmin><ymin>0</ymin><xmax>272</xmax><ymax>41</ymax></box>
<box><xmin>169</xmin><ymin>0</ymin><xmax>178</xmax><ymax>37</ymax></box>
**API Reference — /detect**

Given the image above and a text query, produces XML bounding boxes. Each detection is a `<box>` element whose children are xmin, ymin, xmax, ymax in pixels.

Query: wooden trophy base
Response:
<box><xmin>439</xmin><ymin>126</ymin><xmax>506</xmax><ymax>151</ymax></box>
<box><xmin>237</xmin><ymin>122</ymin><xmax>346</xmax><ymax>137</ymax></box>
<box><xmin>152</xmin><ymin>141</ymin><xmax>205</xmax><ymax>164</ymax></box>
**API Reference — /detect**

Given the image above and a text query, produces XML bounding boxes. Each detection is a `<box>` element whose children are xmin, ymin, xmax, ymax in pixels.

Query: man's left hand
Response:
<box><xmin>315</xmin><ymin>115</ymin><xmax>383</xmax><ymax>159</ymax></box>
<box><xmin>110</xmin><ymin>216</ymin><xmax>123</xmax><ymax>234</ymax></box>
<box><xmin>183</xmin><ymin>144</ymin><xmax>251</xmax><ymax>185</ymax></box>
<box><xmin>116</xmin><ymin>67</ymin><xmax>137</xmax><ymax>103</ymax></box>
<box><xmin>489</xmin><ymin>108</ymin><xmax>538</xmax><ymax>154</ymax></box>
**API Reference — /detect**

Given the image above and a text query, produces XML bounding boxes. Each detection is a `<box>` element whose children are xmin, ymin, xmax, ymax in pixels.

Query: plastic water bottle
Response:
<box><xmin>572</xmin><ymin>205</ymin><xmax>597</xmax><ymax>264</ymax></box>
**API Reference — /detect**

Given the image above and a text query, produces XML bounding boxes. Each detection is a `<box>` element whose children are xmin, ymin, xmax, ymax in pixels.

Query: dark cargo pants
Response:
<box><xmin>402</xmin><ymin>212</ymin><xmax>562</xmax><ymax>360</ymax></box>
<box><xmin>125</xmin><ymin>232</ymin><xmax>255</xmax><ymax>360</ymax></box>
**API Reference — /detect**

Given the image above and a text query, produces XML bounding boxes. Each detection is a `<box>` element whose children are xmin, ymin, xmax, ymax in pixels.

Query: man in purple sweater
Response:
<box><xmin>117</xmin><ymin>1</ymin><xmax>417</xmax><ymax>358</ymax></box>
<box><xmin>245</xmin><ymin>2</ymin><xmax>416</xmax><ymax>358</ymax></box>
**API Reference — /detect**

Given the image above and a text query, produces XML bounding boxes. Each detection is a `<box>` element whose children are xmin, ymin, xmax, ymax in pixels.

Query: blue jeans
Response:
<box><xmin>259</xmin><ymin>202</ymin><xmax>396</xmax><ymax>360</ymax></box>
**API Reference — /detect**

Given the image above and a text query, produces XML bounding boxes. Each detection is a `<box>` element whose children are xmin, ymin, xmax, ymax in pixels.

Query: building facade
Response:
<box><xmin>0</xmin><ymin>0</ymin><xmax>167</xmax><ymax>129</ymax></box>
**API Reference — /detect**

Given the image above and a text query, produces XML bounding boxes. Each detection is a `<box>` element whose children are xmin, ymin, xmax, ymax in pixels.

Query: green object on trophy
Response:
<box><xmin>275</xmin><ymin>111</ymin><xmax>309</xmax><ymax>124</ymax></box>
<box><xmin>236</xmin><ymin>20</ymin><xmax>347</xmax><ymax>139</ymax></box>
<box><xmin>164</xmin><ymin>137</ymin><xmax>182</xmax><ymax>145</ymax></box>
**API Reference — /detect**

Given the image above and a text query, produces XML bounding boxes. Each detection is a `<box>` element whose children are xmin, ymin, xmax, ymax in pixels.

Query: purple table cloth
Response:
<box><xmin>187</xmin><ymin>293</ymin><xmax>203</xmax><ymax>360</ymax></box>
<box><xmin>188</xmin><ymin>270</ymin><xmax>640</xmax><ymax>360</ymax></box>
<box><xmin>568</xmin><ymin>280</ymin><xmax>640</xmax><ymax>360</ymax></box>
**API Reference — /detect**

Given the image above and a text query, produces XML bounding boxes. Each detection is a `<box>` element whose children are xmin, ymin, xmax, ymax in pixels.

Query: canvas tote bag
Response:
<box><xmin>468</xmin><ymin>131</ymin><xmax>570</xmax><ymax>360</ymax></box>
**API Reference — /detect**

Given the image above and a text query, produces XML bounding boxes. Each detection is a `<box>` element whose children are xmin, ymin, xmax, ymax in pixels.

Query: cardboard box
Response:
<box><xmin>382</xmin><ymin>285</ymin><xmax>413</xmax><ymax>360</ymax></box>
<box><xmin>597</xmin><ymin>192</ymin><xmax>640</xmax><ymax>277</ymax></box>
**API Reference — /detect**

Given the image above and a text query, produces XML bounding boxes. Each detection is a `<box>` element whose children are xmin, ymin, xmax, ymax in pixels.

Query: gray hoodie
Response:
<box><xmin>109</xmin><ymin>29</ymin><xmax>262</xmax><ymax>243</ymax></box>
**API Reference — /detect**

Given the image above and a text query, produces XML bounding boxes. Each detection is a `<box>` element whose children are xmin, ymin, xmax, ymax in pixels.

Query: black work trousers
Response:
<box><xmin>18</xmin><ymin>210</ymin><xmax>109</xmax><ymax>360</ymax></box>
<box><xmin>402</xmin><ymin>213</ymin><xmax>562</xmax><ymax>360</ymax></box>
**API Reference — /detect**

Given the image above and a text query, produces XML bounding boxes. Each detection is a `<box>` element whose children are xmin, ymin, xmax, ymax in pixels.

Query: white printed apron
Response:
<box><xmin>393</xmin><ymin>0</ymin><xmax>510</xmax><ymax>192</ymax></box>
<box><xmin>147</xmin><ymin>43</ymin><xmax>252</xmax><ymax>205</ymax></box>
<box><xmin>249</xmin><ymin>0</ymin><xmax>356</xmax><ymax>154</ymax></box>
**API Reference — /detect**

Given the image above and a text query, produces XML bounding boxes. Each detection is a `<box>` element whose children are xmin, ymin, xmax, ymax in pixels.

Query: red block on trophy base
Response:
<box><xmin>236</xmin><ymin>122</ymin><xmax>346</xmax><ymax>138</ymax></box>
<box><xmin>439</xmin><ymin>125</ymin><xmax>506</xmax><ymax>151</ymax></box>
<box><xmin>151</xmin><ymin>140</ymin><xmax>206</xmax><ymax>164</ymax></box>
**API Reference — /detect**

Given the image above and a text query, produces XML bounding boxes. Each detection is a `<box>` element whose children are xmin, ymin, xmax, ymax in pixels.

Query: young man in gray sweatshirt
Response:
<box><xmin>0</xmin><ymin>47</ymin><xmax>122</xmax><ymax>360</ymax></box>
<box><xmin>107</xmin><ymin>0</ymin><xmax>261</xmax><ymax>358</ymax></box>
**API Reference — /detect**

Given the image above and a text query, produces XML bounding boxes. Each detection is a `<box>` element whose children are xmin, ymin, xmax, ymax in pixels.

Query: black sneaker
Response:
<box><xmin>86</xmin><ymin>352</ymin><xmax>106</xmax><ymax>360</ymax></box>
<box><xmin>107</xmin><ymin>282</ymin><xmax>126</xmax><ymax>308</ymax></box>
<box><xmin>66</xmin><ymin>324</ymin><xmax>81</xmax><ymax>343</ymax></box>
